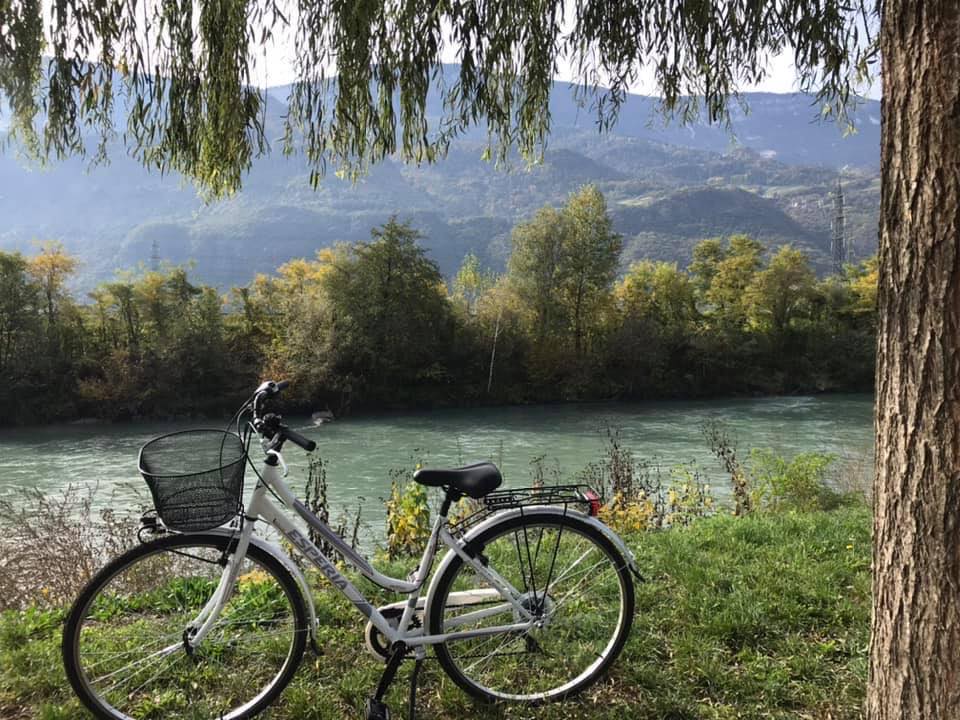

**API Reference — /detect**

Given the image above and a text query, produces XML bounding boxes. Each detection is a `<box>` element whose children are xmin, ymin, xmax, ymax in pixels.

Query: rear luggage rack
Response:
<box><xmin>450</xmin><ymin>484</ymin><xmax>603</xmax><ymax>534</ymax></box>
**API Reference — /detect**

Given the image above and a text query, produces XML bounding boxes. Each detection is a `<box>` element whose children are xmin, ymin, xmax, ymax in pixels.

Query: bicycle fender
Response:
<box><xmin>424</xmin><ymin>506</ymin><xmax>642</xmax><ymax>624</ymax></box>
<box><xmin>205</xmin><ymin>528</ymin><xmax>319</xmax><ymax>643</ymax></box>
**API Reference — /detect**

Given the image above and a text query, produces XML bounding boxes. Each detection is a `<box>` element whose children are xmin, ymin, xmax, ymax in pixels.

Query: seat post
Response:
<box><xmin>439</xmin><ymin>488</ymin><xmax>462</xmax><ymax>518</ymax></box>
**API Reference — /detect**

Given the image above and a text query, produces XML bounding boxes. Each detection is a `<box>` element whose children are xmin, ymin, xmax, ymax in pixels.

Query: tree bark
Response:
<box><xmin>868</xmin><ymin>2</ymin><xmax>960</xmax><ymax>718</ymax></box>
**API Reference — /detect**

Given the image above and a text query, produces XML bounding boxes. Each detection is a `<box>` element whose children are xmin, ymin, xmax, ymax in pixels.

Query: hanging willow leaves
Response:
<box><xmin>0</xmin><ymin>0</ymin><xmax>877</xmax><ymax>196</ymax></box>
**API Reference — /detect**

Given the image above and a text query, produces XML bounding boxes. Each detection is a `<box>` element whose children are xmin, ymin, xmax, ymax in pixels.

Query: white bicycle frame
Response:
<box><xmin>187</xmin><ymin>448</ymin><xmax>542</xmax><ymax>651</ymax></box>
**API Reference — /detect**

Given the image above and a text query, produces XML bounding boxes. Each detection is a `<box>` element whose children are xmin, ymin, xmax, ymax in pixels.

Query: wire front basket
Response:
<box><xmin>138</xmin><ymin>429</ymin><xmax>246</xmax><ymax>532</ymax></box>
<box><xmin>450</xmin><ymin>484</ymin><xmax>602</xmax><ymax>535</ymax></box>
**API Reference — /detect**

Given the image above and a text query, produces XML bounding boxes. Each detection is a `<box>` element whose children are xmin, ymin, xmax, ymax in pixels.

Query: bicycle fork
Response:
<box><xmin>183</xmin><ymin>523</ymin><xmax>257</xmax><ymax>651</ymax></box>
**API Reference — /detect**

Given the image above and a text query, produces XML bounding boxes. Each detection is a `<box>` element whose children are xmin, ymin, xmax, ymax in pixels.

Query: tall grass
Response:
<box><xmin>0</xmin><ymin>486</ymin><xmax>139</xmax><ymax>611</ymax></box>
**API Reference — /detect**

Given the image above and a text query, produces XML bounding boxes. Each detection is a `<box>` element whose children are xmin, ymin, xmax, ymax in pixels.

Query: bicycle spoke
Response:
<box><xmin>512</xmin><ymin>528</ymin><xmax>530</xmax><ymax>595</ymax></box>
<box><xmin>519</xmin><ymin>518</ymin><xmax>538</xmax><ymax>603</ymax></box>
<box><xmin>92</xmin><ymin>643</ymin><xmax>182</xmax><ymax>686</ymax></box>
<box><xmin>122</xmin><ymin>653</ymin><xmax>182</xmax><ymax>700</ymax></box>
<box><xmin>82</xmin><ymin>632</ymin><xmax>186</xmax><ymax>670</ymax></box>
<box><xmin>543</xmin><ymin>549</ymin><xmax>602</xmax><ymax>594</ymax></box>
<box><xmin>435</xmin><ymin>517</ymin><xmax>632</xmax><ymax>702</ymax></box>
<box><xmin>462</xmin><ymin>630</ymin><xmax>525</xmax><ymax>674</ymax></box>
<box><xmin>67</xmin><ymin>537</ymin><xmax>305</xmax><ymax>720</ymax></box>
<box><xmin>449</xmin><ymin>625</ymin><xmax>519</xmax><ymax>661</ymax></box>
<box><xmin>550</xmin><ymin>561</ymin><xmax>618</xmax><ymax>614</ymax></box>
<box><xmin>541</xmin><ymin>520</ymin><xmax>564</xmax><ymax>608</ymax></box>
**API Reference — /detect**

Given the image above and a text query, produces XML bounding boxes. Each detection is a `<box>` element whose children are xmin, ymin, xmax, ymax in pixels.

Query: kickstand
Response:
<box><xmin>407</xmin><ymin>655</ymin><xmax>423</xmax><ymax>720</ymax></box>
<box><xmin>365</xmin><ymin>643</ymin><xmax>406</xmax><ymax>720</ymax></box>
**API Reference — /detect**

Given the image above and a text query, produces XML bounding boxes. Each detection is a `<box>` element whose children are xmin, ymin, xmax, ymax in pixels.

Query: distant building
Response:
<box><xmin>150</xmin><ymin>238</ymin><xmax>161</xmax><ymax>272</ymax></box>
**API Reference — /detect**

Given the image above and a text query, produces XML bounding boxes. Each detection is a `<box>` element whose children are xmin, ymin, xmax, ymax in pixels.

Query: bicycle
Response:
<box><xmin>62</xmin><ymin>380</ymin><xmax>640</xmax><ymax>720</ymax></box>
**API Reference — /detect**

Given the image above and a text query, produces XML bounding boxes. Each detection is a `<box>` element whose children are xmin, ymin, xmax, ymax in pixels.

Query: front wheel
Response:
<box><xmin>429</xmin><ymin>512</ymin><xmax>635</xmax><ymax>703</ymax></box>
<box><xmin>62</xmin><ymin>532</ymin><xmax>308</xmax><ymax>720</ymax></box>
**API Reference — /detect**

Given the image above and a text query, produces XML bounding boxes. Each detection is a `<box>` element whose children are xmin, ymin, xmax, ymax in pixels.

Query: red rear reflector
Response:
<box><xmin>582</xmin><ymin>489</ymin><xmax>601</xmax><ymax>517</ymax></box>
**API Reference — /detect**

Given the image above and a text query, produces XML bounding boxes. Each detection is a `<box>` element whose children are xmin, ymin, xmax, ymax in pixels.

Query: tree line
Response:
<box><xmin>0</xmin><ymin>187</ymin><xmax>876</xmax><ymax>426</ymax></box>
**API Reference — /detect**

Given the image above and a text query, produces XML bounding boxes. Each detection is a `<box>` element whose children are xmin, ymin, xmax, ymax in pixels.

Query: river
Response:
<box><xmin>0</xmin><ymin>395</ymin><xmax>873</xmax><ymax>542</ymax></box>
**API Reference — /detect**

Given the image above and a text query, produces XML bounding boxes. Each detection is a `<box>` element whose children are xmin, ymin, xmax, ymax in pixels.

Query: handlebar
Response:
<box><xmin>280</xmin><ymin>425</ymin><xmax>317</xmax><ymax>452</ymax></box>
<box><xmin>249</xmin><ymin>380</ymin><xmax>318</xmax><ymax>453</ymax></box>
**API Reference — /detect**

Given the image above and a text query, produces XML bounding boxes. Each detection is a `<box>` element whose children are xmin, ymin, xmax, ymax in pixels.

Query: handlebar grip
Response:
<box><xmin>281</xmin><ymin>425</ymin><xmax>316</xmax><ymax>452</ymax></box>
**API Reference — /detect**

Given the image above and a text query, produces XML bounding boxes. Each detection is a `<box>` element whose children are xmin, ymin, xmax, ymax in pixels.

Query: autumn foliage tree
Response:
<box><xmin>507</xmin><ymin>186</ymin><xmax>621</xmax><ymax>388</ymax></box>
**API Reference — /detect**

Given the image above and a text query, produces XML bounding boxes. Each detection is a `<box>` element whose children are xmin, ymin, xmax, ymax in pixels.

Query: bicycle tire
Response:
<box><xmin>428</xmin><ymin>512</ymin><xmax>634</xmax><ymax>704</ymax></box>
<box><xmin>63</xmin><ymin>532</ymin><xmax>308</xmax><ymax>720</ymax></box>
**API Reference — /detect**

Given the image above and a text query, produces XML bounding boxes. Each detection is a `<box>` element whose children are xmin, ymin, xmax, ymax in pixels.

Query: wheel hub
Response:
<box><xmin>514</xmin><ymin>591</ymin><xmax>556</xmax><ymax>624</ymax></box>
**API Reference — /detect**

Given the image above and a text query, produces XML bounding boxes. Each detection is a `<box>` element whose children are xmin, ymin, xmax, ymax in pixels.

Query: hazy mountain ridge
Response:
<box><xmin>0</xmin><ymin>84</ymin><xmax>880</xmax><ymax>290</ymax></box>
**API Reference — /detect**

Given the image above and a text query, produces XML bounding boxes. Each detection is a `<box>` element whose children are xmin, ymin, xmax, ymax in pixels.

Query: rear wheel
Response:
<box><xmin>62</xmin><ymin>533</ymin><xmax>308</xmax><ymax>720</ymax></box>
<box><xmin>429</xmin><ymin>513</ymin><xmax>634</xmax><ymax>703</ymax></box>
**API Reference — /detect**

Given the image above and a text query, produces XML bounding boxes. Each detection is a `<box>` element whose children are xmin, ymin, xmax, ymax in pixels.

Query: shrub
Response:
<box><xmin>0</xmin><ymin>485</ymin><xmax>139</xmax><ymax>611</ymax></box>
<box><xmin>383</xmin><ymin>466</ymin><xmax>431</xmax><ymax>559</ymax></box>
<box><xmin>664</xmin><ymin>465</ymin><xmax>716</xmax><ymax>526</ymax></box>
<box><xmin>583</xmin><ymin>427</ymin><xmax>715</xmax><ymax>533</ymax></box>
<box><xmin>748</xmin><ymin>449</ymin><xmax>840</xmax><ymax>511</ymax></box>
<box><xmin>598</xmin><ymin>491</ymin><xmax>658</xmax><ymax>533</ymax></box>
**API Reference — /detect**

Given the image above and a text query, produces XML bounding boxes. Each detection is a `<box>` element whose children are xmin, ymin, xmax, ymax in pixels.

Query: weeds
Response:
<box><xmin>665</xmin><ymin>463</ymin><xmax>715</xmax><ymax>525</ymax></box>
<box><xmin>383</xmin><ymin>464</ymin><xmax>431</xmax><ymax>559</ymax></box>
<box><xmin>578</xmin><ymin>427</ymin><xmax>715</xmax><ymax>533</ymax></box>
<box><xmin>702</xmin><ymin>419</ymin><xmax>753</xmax><ymax>515</ymax></box>
<box><xmin>529</xmin><ymin>453</ymin><xmax>562</xmax><ymax>489</ymax></box>
<box><xmin>304</xmin><ymin>453</ymin><xmax>363</xmax><ymax>556</ymax></box>
<box><xmin>447</xmin><ymin>495</ymin><xmax>483</xmax><ymax>529</ymax></box>
<box><xmin>0</xmin><ymin>425</ymin><xmax>862</xmax><ymax>615</ymax></box>
<box><xmin>577</xmin><ymin>427</ymin><xmax>662</xmax><ymax>506</ymax></box>
<box><xmin>338</xmin><ymin>501</ymin><xmax>365</xmax><ymax>551</ymax></box>
<box><xmin>831</xmin><ymin>443</ymin><xmax>875</xmax><ymax>501</ymax></box>
<box><xmin>304</xmin><ymin>454</ymin><xmax>331</xmax><ymax>547</ymax></box>
<box><xmin>0</xmin><ymin>485</ymin><xmax>139</xmax><ymax>611</ymax></box>
<box><xmin>0</xmin><ymin>426</ymin><xmax>874</xmax><ymax>719</ymax></box>
<box><xmin>701</xmin><ymin>419</ymin><xmax>863</xmax><ymax>513</ymax></box>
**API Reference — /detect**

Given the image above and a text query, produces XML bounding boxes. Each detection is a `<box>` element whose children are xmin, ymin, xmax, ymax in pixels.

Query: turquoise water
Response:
<box><xmin>0</xmin><ymin>395</ymin><xmax>873</xmax><ymax>542</ymax></box>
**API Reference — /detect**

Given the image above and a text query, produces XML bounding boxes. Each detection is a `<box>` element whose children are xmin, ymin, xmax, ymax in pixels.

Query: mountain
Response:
<box><xmin>548</xmin><ymin>92</ymin><xmax>881</xmax><ymax>168</ymax></box>
<box><xmin>0</xmin><ymin>77</ymin><xmax>880</xmax><ymax>290</ymax></box>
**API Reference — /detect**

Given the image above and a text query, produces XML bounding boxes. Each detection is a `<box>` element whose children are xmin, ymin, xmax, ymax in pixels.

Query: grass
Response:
<box><xmin>0</xmin><ymin>506</ymin><xmax>871</xmax><ymax>720</ymax></box>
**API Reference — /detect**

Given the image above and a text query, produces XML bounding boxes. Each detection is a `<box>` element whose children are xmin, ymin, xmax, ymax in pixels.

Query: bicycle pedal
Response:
<box><xmin>364</xmin><ymin>697</ymin><xmax>391</xmax><ymax>720</ymax></box>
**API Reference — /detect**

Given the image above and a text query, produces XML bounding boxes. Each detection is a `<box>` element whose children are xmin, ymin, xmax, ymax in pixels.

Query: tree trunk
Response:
<box><xmin>487</xmin><ymin>307</ymin><xmax>502</xmax><ymax>395</ymax></box>
<box><xmin>574</xmin><ymin>276</ymin><xmax>585</xmax><ymax>355</ymax></box>
<box><xmin>868</xmin><ymin>2</ymin><xmax>960</xmax><ymax>718</ymax></box>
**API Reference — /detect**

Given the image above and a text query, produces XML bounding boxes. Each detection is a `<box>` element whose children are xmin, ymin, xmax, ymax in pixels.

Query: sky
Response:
<box><xmin>257</xmin><ymin>26</ymin><xmax>882</xmax><ymax>100</ymax></box>
<box><xmin>27</xmin><ymin>1</ymin><xmax>883</xmax><ymax>102</ymax></box>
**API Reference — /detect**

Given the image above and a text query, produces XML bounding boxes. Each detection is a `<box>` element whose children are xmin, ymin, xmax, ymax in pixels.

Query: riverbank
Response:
<box><xmin>2</xmin><ymin>231</ymin><xmax>876</xmax><ymax>428</ymax></box>
<box><xmin>1</xmin><ymin>385</ymin><xmax>874</xmax><ymax>431</ymax></box>
<box><xmin>0</xmin><ymin>388</ymin><xmax>872</xmax><ymax>430</ymax></box>
<box><xmin>0</xmin><ymin>506</ymin><xmax>870</xmax><ymax>719</ymax></box>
